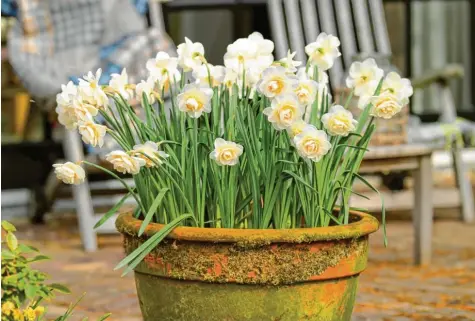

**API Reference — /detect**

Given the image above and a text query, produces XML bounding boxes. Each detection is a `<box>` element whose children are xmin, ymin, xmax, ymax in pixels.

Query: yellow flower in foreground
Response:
<box><xmin>2</xmin><ymin>301</ymin><xmax>15</xmax><ymax>316</ymax></box>
<box><xmin>286</xmin><ymin>119</ymin><xmax>307</xmax><ymax>139</ymax></box>
<box><xmin>210</xmin><ymin>138</ymin><xmax>243</xmax><ymax>166</ymax></box>
<box><xmin>34</xmin><ymin>306</ymin><xmax>45</xmax><ymax>317</ymax></box>
<box><xmin>53</xmin><ymin>162</ymin><xmax>86</xmax><ymax>185</ymax></box>
<box><xmin>257</xmin><ymin>66</ymin><xmax>297</xmax><ymax>98</ymax></box>
<box><xmin>177</xmin><ymin>84</ymin><xmax>214</xmax><ymax>118</ymax></box>
<box><xmin>369</xmin><ymin>92</ymin><xmax>404</xmax><ymax>119</ymax></box>
<box><xmin>12</xmin><ymin>308</ymin><xmax>24</xmax><ymax>321</ymax></box>
<box><xmin>322</xmin><ymin>105</ymin><xmax>357</xmax><ymax>136</ymax></box>
<box><xmin>78</xmin><ymin>120</ymin><xmax>107</xmax><ymax>147</ymax></box>
<box><xmin>294</xmin><ymin>125</ymin><xmax>332</xmax><ymax>162</ymax></box>
<box><xmin>105</xmin><ymin>151</ymin><xmax>145</xmax><ymax>175</ymax></box>
<box><xmin>23</xmin><ymin>307</ymin><xmax>36</xmax><ymax>321</ymax></box>
<box><xmin>263</xmin><ymin>94</ymin><xmax>303</xmax><ymax>130</ymax></box>
<box><xmin>132</xmin><ymin>141</ymin><xmax>169</xmax><ymax>168</ymax></box>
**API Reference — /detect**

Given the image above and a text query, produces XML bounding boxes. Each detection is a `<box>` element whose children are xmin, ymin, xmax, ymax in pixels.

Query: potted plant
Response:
<box><xmin>53</xmin><ymin>32</ymin><xmax>412</xmax><ymax>320</ymax></box>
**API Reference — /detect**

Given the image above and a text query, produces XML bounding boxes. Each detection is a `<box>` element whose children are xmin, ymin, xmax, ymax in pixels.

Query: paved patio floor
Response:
<box><xmin>11</xmin><ymin>214</ymin><xmax>475</xmax><ymax>321</ymax></box>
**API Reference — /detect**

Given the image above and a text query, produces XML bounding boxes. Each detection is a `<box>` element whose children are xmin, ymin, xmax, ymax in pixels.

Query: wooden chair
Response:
<box><xmin>267</xmin><ymin>0</ymin><xmax>474</xmax><ymax>223</ymax></box>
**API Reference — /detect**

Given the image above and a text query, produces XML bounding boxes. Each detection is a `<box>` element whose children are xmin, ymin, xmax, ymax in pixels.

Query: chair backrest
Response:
<box><xmin>267</xmin><ymin>0</ymin><xmax>392</xmax><ymax>88</ymax></box>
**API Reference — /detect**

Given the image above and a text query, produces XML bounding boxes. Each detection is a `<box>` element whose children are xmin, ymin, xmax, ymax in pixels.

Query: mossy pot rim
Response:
<box><xmin>116</xmin><ymin>209</ymin><xmax>379</xmax><ymax>243</ymax></box>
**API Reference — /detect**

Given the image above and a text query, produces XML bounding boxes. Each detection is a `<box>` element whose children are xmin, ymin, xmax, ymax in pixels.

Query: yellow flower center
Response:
<box><xmin>185</xmin><ymin>97</ymin><xmax>202</xmax><ymax>112</ymax></box>
<box><xmin>267</xmin><ymin>78</ymin><xmax>284</xmax><ymax>95</ymax></box>
<box><xmin>279</xmin><ymin>104</ymin><xmax>297</xmax><ymax>123</ymax></box>
<box><xmin>329</xmin><ymin>114</ymin><xmax>351</xmax><ymax>131</ymax></box>
<box><xmin>303</xmin><ymin>138</ymin><xmax>320</xmax><ymax>154</ymax></box>
<box><xmin>296</xmin><ymin>86</ymin><xmax>310</xmax><ymax>103</ymax></box>
<box><xmin>221</xmin><ymin>150</ymin><xmax>234</xmax><ymax>161</ymax></box>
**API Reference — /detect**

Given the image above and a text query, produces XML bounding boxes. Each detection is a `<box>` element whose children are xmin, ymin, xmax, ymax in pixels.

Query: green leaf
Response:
<box><xmin>25</xmin><ymin>283</ymin><xmax>37</xmax><ymax>299</ymax></box>
<box><xmin>6</xmin><ymin>232</ymin><xmax>18</xmax><ymax>251</ymax></box>
<box><xmin>115</xmin><ymin>213</ymin><xmax>194</xmax><ymax>275</ymax></box>
<box><xmin>3</xmin><ymin>274</ymin><xmax>19</xmax><ymax>283</ymax></box>
<box><xmin>18</xmin><ymin>244</ymin><xmax>39</xmax><ymax>253</ymax></box>
<box><xmin>50</xmin><ymin>283</ymin><xmax>71</xmax><ymax>294</ymax></box>
<box><xmin>94</xmin><ymin>192</ymin><xmax>133</xmax><ymax>229</ymax></box>
<box><xmin>352</xmin><ymin>172</ymin><xmax>387</xmax><ymax>246</ymax></box>
<box><xmin>139</xmin><ymin>188</ymin><xmax>169</xmax><ymax>236</ymax></box>
<box><xmin>282</xmin><ymin>170</ymin><xmax>319</xmax><ymax>194</ymax></box>
<box><xmin>28</xmin><ymin>255</ymin><xmax>50</xmax><ymax>263</ymax></box>
<box><xmin>2</xmin><ymin>221</ymin><xmax>16</xmax><ymax>232</ymax></box>
<box><xmin>97</xmin><ymin>313</ymin><xmax>112</xmax><ymax>321</ymax></box>
<box><xmin>2</xmin><ymin>250</ymin><xmax>15</xmax><ymax>259</ymax></box>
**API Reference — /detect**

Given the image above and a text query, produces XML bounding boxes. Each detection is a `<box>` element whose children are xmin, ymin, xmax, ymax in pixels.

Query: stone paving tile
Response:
<box><xmin>12</xmin><ymin>215</ymin><xmax>475</xmax><ymax>321</ymax></box>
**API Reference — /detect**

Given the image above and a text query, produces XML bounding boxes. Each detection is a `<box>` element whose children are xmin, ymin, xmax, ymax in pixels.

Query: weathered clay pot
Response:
<box><xmin>116</xmin><ymin>210</ymin><xmax>379</xmax><ymax>321</ymax></box>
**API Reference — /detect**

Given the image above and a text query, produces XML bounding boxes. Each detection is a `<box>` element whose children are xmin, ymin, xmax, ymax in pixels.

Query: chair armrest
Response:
<box><xmin>411</xmin><ymin>64</ymin><xmax>464</xmax><ymax>89</ymax></box>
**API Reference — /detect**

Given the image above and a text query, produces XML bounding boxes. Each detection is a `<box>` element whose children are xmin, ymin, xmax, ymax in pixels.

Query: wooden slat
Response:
<box><xmin>351</xmin><ymin>0</ymin><xmax>375</xmax><ymax>53</ymax></box>
<box><xmin>300</xmin><ymin>0</ymin><xmax>319</xmax><ymax>46</ymax></box>
<box><xmin>148</xmin><ymin>0</ymin><xmax>166</xmax><ymax>33</ymax></box>
<box><xmin>368</xmin><ymin>0</ymin><xmax>391</xmax><ymax>55</ymax></box>
<box><xmin>317</xmin><ymin>0</ymin><xmax>344</xmax><ymax>87</ymax></box>
<box><xmin>267</xmin><ymin>0</ymin><xmax>288</xmax><ymax>59</ymax></box>
<box><xmin>283</xmin><ymin>1</ymin><xmax>306</xmax><ymax>62</ymax></box>
<box><xmin>334</xmin><ymin>0</ymin><xmax>358</xmax><ymax>70</ymax></box>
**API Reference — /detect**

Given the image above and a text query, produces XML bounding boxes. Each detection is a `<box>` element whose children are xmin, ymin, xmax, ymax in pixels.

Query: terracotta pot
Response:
<box><xmin>116</xmin><ymin>210</ymin><xmax>379</xmax><ymax>321</ymax></box>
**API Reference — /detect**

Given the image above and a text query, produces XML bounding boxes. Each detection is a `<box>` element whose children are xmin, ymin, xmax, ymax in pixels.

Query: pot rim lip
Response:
<box><xmin>116</xmin><ymin>209</ymin><xmax>379</xmax><ymax>243</ymax></box>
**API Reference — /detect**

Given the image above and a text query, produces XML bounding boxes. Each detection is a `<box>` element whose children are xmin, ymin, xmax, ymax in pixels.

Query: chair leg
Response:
<box><xmin>413</xmin><ymin>154</ymin><xmax>433</xmax><ymax>265</ymax></box>
<box><xmin>452</xmin><ymin>148</ymin><xmax>475</xmax><ymax>223</ymax></box>
<box><xmin>63</xmin><ymin>130</ymin><xmax>98</xmax><ymax>252</ymax></box>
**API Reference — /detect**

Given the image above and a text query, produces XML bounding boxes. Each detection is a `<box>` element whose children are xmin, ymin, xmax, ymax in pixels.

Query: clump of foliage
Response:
<box><xmin>1</xmin><ymin>221</ymin><xmax>110</xmax><ymax>321</ymax></box>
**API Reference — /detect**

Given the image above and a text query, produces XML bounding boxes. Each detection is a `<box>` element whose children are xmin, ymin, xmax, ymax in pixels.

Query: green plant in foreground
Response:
<box><xmin>52</xmin><ymin>32</ymin><xmax>413</xmax><ymax>274</ymax></box>
<box><xmin>1</xmin><ymin>221</ymin><xmax>111</xmax><ymax>321</ymax></box>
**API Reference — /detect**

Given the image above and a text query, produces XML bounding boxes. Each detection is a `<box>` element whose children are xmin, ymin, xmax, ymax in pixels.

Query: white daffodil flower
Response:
<box><xmin>177</xmin><ymin>37</ymin><xmax>205</xmax><ymax>72</ymax></box>
<box><xmin>263</xmin><ymin>94</ymin><xmax>303</xmax><ymax>130</ymax></box>
<box><xmin>210</xmin><ymin>138</ymin><xmax>243</xmax><ymax>166</ymax></box>
<box><xmin>78</xmin><ymin>69</ymin><xmax>109</xmax><ymax>109</ymax></box>
<box><xmin>293</xmin><ymin>125</ymin><xmax>332</xmax><ymax>162</ymax></box>
<box><xmin>305</xmin><ymin>33</ymin><xmax>341</xmax><ymax>71</ymax></box>
<box><xmin>346</xmin><ymin>58</ymin><xmax>384</xmax><ymax>97</ymax></box>
<box><xmin>278</xmin><ymin>50</ymin><xmax>302</xmax><ymax>74</ymax></box>
<box><xmin>257</xmin><ymin>66</ymin><xmax>298</xmax><ymax>98</ymax></box>
<box><xmin>192</xmin><ymin>64</ymin><xmax>226</xmax><ymax>87</ymax></box>
<box><xmin>295</xmin><ymin>69</ymin><xmax>319</xmax><ymax>106</ymax></box>
<box><xmin>381</xmin><ymin>72</ymin><xmax>413</xmax><ymax>104</ymax></box>
<box><xmin>132</xmin><ymin>141</ymin><xmax>169</xmax><ymax>168</ymax></box>
<box><xmin>105</xmin><ymin>150</ymin><xmax>146</xmax><ymax>175</ymax></box>
<box><xmin>77</xmin><ymin>120</ymin><xmax>108</xmax><ymax>147</ymax></box>
<box><xmin>322</xmin><ymin>105</ymin><xmax>358</xmax><ymax>136</ymax></box>
<box><xmin>136</xmin><ymin>76</ymin><xmax>158</xmax><ymax>104</ymax></box>
<box><xmin>109</xmin><ymin>68</ymin><xmax>134</xmax><ymax>100</ymax></box>
<box><xmin>369</xmin><ymin>92</ymin><xmax>404</xmax><ymax>119</ymax></box>
<box><xmin>53</xmin><ymin>162</ymin><xmax>86</xmax><ymax>185</ymax></box>
<box><xmin>177</xmin><ymin>83</ymin><xmax>214</xmax><ymax>118</ymax></box>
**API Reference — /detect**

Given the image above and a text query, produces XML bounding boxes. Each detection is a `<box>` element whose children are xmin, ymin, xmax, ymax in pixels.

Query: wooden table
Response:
<box><xmin>361</xmin><ymin>144</ymin><xmax>435</xmax><ymax>265</ymax></box>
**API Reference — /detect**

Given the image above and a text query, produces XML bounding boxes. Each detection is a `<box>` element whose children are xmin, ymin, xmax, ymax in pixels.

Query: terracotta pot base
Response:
<box><xmin>116</xmin><ymin>210</ymin><xmax>379</xmax><ymax>321</ymax></box>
